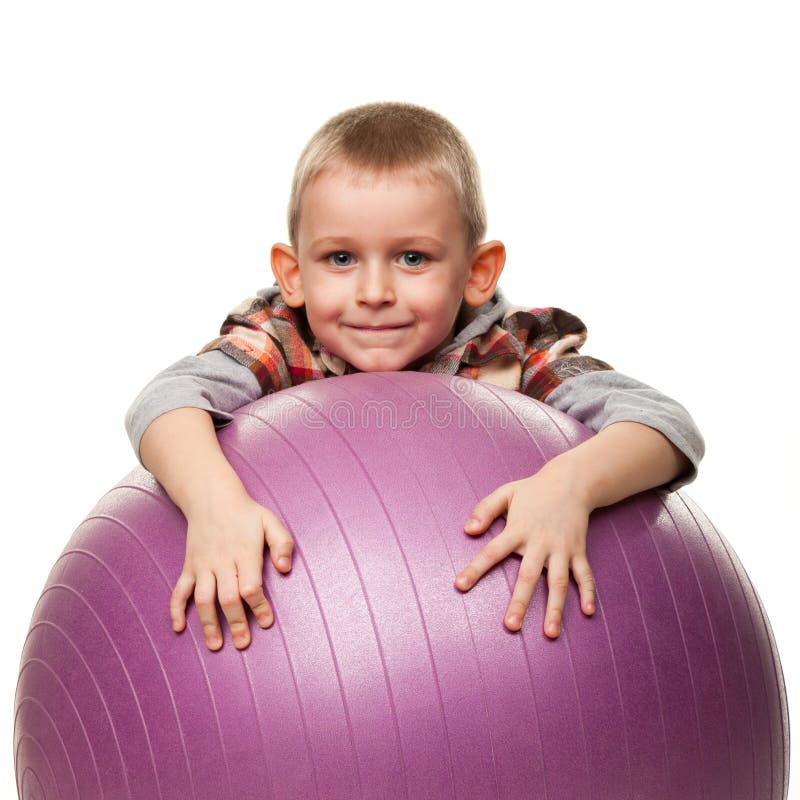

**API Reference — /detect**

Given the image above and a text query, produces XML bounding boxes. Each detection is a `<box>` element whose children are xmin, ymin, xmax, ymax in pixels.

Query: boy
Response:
<box><xmin>127</xmin><ymin>101</ymin><xmax>704</xmax><ymax>653</ymax></box>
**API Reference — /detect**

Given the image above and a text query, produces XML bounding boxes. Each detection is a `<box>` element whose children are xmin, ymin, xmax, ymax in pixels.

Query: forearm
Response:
<box><xmin>139</xmin><ymin>407</ymin><xmax>247</xmax><ymax>516</ymax></box>
<box><xmin>545</xmin><ymin>420</ymin><xmax>692</xmax><ymax>510</ymax></box>
<box><xmin>544</xmin><ymin>370</ymin><xmax>705</xmax><ymax>492</ymax></box>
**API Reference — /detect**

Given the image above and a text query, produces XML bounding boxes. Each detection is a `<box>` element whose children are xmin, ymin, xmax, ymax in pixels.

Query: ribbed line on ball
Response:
<box><xmin>16</xmin><ymin>657</ymin><xmax>102</xmax><ymax>798</ymax></box>
<box><xmin>15</xmin><ymin>733</ymin><xmax>61</xmax><ymax>800</ymax></box>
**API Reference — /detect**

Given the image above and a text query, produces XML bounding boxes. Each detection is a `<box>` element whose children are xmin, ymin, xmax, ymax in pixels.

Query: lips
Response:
<box><xmin>348</xmin><ymin>324</ymin><xmax>411</xmax><ymax>330</ymax></box>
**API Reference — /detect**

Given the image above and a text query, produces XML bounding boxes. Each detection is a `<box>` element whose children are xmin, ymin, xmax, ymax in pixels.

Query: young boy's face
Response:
<box><xmin>272</xmin><ymin>164</ymin><xmax>504</xmax><ymax>373</ymax></box>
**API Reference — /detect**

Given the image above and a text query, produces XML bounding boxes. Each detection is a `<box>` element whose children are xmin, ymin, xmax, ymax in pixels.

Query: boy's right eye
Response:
<box><xmin>327</xmin><ymin>251</ymin><xmax>356</xmax><ymax>268</ymax></box>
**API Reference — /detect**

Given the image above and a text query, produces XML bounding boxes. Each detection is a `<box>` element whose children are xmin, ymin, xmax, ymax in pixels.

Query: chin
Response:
<box><xmin>353</xmin><ymin>355</ymin><xmax>410</xmax><ymax>373</ymax></box>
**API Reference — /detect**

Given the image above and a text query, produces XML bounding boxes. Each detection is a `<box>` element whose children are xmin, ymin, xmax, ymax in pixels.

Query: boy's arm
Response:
<box><xmin>139</xmin><ymin>406</ymin><xmax>294</xmax><ymax>651</ymax></box>
<box><xmin>127</xmin><ymin>350</ymin><xmax>293</xmax><ymax>651</ymax></box>
<box><xmin>456</xmin><ymin>372</ymin><xmax>703</xmax><ymax>638</ymax></box>
<box><xmin>542</xmin><ymin>368</ymin><xmax>705</xmax><ymax>490</ymax></box>
<box><xmin>125</xmin><ymin>349</ymin><xmax>264</xmax><ymax>465</ymax></box>
<box><xmin>549</xmin><ymin>419</ymin><xmax>690</xmax><ymax>508</ymax></box>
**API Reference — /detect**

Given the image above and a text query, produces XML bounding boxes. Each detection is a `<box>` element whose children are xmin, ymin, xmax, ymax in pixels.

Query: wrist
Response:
<box><xmin>171</xmin><ymin>458</ymin><xmax>249</xmax><ymax>519</ymax></box>
<box><xmin>539</xmin><ymin>450</ymin><xmax>598</xmax><ymax>512</ymax></box>
<box><xmin>140</xmin><ymin>407</ymin><xmax>250</xmax><ymax>517</ymax></box>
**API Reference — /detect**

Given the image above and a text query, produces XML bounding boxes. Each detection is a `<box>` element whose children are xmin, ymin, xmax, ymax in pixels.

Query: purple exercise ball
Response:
<box><xmin>15</xmin><ymin>372</ymin><xmax>789</xmax><ymax>799</ymax></box>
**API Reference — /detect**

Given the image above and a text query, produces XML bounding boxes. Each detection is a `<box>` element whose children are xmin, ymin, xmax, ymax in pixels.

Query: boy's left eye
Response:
<box><xmin>398</xmin><ymin>251</ymin><xmax>427</xmax><ymax>268</ymax></box>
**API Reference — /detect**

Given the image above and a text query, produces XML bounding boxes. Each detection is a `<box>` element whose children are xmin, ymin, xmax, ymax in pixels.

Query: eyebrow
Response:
<box><xmin>310</xmin><ymin>236</ymin><xmax>445</xmax><ymax>250</ymax></box>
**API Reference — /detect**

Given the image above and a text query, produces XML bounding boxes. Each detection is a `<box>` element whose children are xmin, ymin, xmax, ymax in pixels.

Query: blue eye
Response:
<box><xmin>399</xmin><ymin>251</ymin><xmax>427</xmax><ymax>269</ymax></box>
<box><xmin>327</xmin><ymin>251</ymin><xmax>355</xmax><ymax>267</ymax></box>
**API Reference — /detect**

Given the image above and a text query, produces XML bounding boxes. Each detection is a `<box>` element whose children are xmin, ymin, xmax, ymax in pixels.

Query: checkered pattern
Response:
<box><xmin>198</xmin><ymin>292</ymin><xmax>613</xmax><ymax>400</ymax></box>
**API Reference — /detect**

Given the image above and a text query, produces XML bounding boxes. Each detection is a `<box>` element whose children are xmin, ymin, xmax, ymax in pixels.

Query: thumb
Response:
<box><xmin>464</xmin><ymin>483</ymin><xmax>513</xmax><ymax>535</ymax></box>
<box><xmin>262</xmin><ymin>508</ymin><xmax>295</xmax><ymax>573</ymax></box>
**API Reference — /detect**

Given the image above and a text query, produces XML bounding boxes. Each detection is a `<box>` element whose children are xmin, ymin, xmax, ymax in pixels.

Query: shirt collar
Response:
<box><xmin>318</xmin><ymin>343</ymin><xmax>351</xmax><ymax>376</ymax></box>
<box><xmin>438</xmin><ymin>285</ymin><xmax>512</xmax><ymax>352</ymax></box>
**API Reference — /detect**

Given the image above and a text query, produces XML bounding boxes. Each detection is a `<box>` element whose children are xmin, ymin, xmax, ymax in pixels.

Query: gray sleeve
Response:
<box><xmin>124</xmin><ymin>349</ymin><xmax>264</xmax><ymax>465</ymax></box>
<box><xmin>543</xmin><ymin>370</ymin><xmax>705</xmax><ymax>492</ymax></box>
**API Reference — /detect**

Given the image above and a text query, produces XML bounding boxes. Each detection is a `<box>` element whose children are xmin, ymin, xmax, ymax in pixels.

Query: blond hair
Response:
<box><xmin>287</xmin><ymin>102</ymin><xmax>487</xmax><ymax>253</ymax></box>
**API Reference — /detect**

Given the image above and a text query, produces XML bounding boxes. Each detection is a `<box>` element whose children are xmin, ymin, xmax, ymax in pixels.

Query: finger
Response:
<box><xmin>544</xmin><ymin>554</ymin><xmax>571</xmax><ymax>639</ymax></box>
<box><xmin>455</xmin><ymin>529</ymin><xmax>517</xmax><ymax>591</ymax></box>
<box><xmin>505</xmin><ymin>549</ymin><xmax>547</xmax><ymax>632</ymax></box>
<box><xmin>464</xmin><ymin>482</ymin><xmax>514</xmax><ymax>535</ymax></box>
<box><xmin>236</xmin><ymin>555</ymin><xmax>275</xmax><ymax>630</ymax></box>
<box><xmin>217</xmin><ymin>566</ymin><xmax>252</xmax><ymax>650</ymax></box>
<box><xmin>262</xmin><ymin>509</ymin><xmax>294</xmax><ymax>572</ymax></box>
<box><xmin>194</xmin><ymin>571</ymin><xmax>223</xmax><ymax>651</ymax></box>
<box><xmin>571</xmin><ymin>552</ymin><xmax>596</xmax><ymax>616</ymax></box>
<box><xmin>170</xmin><ymin>570</ymin><xmax>196</xmax><ymax>633</ymax></box>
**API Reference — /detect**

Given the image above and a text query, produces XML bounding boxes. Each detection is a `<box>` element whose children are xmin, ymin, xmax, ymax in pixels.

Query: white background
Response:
<box><xmin>1</xmin><ymin>2</ymin><xmax>797</xmax><ymax>796</ymax></box>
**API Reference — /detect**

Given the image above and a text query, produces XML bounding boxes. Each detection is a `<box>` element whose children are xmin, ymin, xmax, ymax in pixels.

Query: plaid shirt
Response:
<box><xmin>198</xmin><ymin>286</ymin><xmax>613</xmax><ymax>401</ymax></box>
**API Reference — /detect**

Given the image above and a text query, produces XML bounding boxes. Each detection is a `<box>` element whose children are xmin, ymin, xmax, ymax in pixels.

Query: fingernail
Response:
<box><xmin>465</xmin><ymin>517</ymin><xmax>480</xmax><ymax>529</ymax></box>
<box><xmin>507</xmin><ymin>614</ymin><xmax>521</xmax><ymax>628</ymax></box>
<box><xmin>548</xmin><ymin>622</ymin><xmax>559</xmax><ymax>636</ymax></box>
<box><xmin>278</xmin><ymin>556</ymin><xmax>291</xmax><ymax>570</ymax></box>
<box><xmin>456</xmin><ymin>575</ymin><xmax>469</xmax><ymax>590</ymax></box>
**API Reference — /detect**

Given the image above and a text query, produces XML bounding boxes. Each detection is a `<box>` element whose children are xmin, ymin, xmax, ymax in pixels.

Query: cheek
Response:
<box><xmin>304</xmin><ymin>283</ymin><xmax>335</xmax><ymax>312</ymax></box>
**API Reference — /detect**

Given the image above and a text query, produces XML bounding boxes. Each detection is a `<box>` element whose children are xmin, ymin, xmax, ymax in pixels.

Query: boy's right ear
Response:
<box><xmin>271</xmin><ymin>243</ymin><xmax>305</xmax><ymax>308</ymax></box>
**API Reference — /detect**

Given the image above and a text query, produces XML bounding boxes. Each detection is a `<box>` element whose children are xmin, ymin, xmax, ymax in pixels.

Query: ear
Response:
<box><xmin>271</xmin><ymin>243</ymin><xmax>305</xmax><ymax>308</ymax></box>
<box><xmin>462</xmin><ymin>240</ymin><xmax>506</xmax><ymax>307</ymax></box>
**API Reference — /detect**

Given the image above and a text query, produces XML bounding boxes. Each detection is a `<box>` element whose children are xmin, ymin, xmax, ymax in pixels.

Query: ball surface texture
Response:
<box><xmin>15</xmin><ymin>372</ymin><xmax>789</xmax><ymax>799</ymax></box>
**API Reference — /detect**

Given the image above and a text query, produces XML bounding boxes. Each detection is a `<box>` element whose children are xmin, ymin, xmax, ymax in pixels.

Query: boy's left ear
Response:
<box><xmin>462</xmin><ymin>240</ymin><xmax>506</xmax><ymax>307</ymax></box>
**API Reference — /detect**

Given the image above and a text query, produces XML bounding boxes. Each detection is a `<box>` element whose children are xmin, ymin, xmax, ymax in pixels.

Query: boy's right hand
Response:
<box><xmin>169</xmin><ymin>488</ymin><xmax>294</xmax><ymax>651</ymax></box>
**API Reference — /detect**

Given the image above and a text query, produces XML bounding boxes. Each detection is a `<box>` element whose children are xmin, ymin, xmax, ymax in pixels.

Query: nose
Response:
<box><xmin>356</xmin><ymin>260</ymin><xmax>396</xmax><ymax>307</ymax></box>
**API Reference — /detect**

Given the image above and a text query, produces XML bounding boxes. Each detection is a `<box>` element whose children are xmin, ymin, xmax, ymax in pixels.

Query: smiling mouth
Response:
<box><xmin>349</xmin><ymin>324</ymin><xmax>411</xmax><ymax>331</ymax></box>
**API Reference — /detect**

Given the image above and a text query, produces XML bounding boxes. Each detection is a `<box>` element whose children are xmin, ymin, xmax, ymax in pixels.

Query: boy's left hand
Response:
<box><xmin>454</xmin><ymin>460</ymin><xmax>596</xmax><ymax>638</ymax></box>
